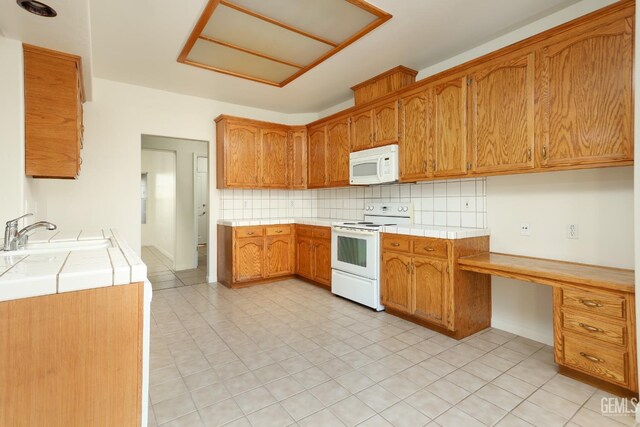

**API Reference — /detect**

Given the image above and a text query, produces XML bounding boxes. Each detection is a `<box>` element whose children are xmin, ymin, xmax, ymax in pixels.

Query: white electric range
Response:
<box><xmin>331</xmin><ymin>202</ymin><xmax>413</xmax><ymax>311</ymax></box>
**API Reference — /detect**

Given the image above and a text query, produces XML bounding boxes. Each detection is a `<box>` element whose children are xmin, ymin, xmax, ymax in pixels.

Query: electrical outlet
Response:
<box><xmin>242</xmin><ymin>200</ymin><xmax>249</xmax><ymax>209</ymax></box>
<box><xmin>520</xmin><ymin>223</ymin><xmax>530</xmax><ymax>236</ymax></box>
<box><xmin>567</xmin><ymin>224</ymin><xmax>579</xmax><ymax>239</ymax></box>
<box><xmin>462</xmin><ymin>197</ymin><xmax>473</xmax><ymax>212</ymax></box>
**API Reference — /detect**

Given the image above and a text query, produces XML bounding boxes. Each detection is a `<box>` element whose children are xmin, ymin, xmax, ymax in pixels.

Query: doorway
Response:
<box><xmin>140</xmin><ymin>135</ymin><xmax>209</xmax><ymax>291</ymax></box>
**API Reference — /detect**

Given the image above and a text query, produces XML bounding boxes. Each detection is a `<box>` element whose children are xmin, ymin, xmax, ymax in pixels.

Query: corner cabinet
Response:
<box><xmin>295</xmin><ymin>225</ymin><xmax>332</xmax><ymax>288</ymax></box>
<box><xmin>24</xmin><ymin>44</ymin><xmax>84</xmax><ymax>179</ymax></box>
<box><xmin>215</xmin><ymin>116</ymin><xmax>304</xmax><ymax>189</ymax></box>
<box><xmin>381</xmin><ymin>233</ymin><xmax>491</xmax><ymax>339</ymax></box>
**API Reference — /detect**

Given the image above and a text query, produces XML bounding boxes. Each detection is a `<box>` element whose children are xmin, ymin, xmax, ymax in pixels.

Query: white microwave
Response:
<box><xmin>349</xmin><ymin>144</ymin><xmax>399</xmax><ymax>185</ymax></box>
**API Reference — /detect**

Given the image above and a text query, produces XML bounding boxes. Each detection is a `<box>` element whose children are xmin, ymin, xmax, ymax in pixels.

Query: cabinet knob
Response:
<box><xmin>579</xmin><ymin>299</ymin><xmax>603</xmax><ymax>308</ymax></box>
<box><xmin>391</xmin><ymin>243</ymin><xmax>400</xmax><ymax>247</ymax></box>
<box><xmin>578</xmin><ymin>323</ymin><xmax>603</xmax><ymax>333</ymax></box>
<box><xmin>247</xmin><ymin>231</ymin><xmax>254</xmax><ymax>235</ymax></box>
<box><xmin>276</xmin><ymin>230</ymin><xmax>282</xmax><ymax>233</ymax></box>
<box><xmin>542</xmin><ymin>146</ymin><xmax>548</xmax><ymax>159</ymax></box>
<box><xmin>424</xmin><ymin>247</ymin><xmax>435</xmax><ymax>252</ymax></box>
<box><xmin>580</xmin><ymin>352</ymin><xmax>604</xmax><ymax>363</ymax></box>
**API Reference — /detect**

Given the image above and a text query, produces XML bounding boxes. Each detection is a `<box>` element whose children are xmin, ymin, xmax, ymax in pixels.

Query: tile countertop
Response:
<box><xmin>0</xmin><ymin>229</ymin><xmax>147</xmax><ymax>302</ymax></box>
<box><xmin>217</xmin><ymin>218</ymin><xmax>490</xmax><ymax>239</ymax></box>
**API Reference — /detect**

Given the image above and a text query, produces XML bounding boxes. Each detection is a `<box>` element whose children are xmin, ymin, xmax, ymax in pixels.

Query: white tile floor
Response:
<box><xmin>143</xmin><ymin>246</ymin><xmax>208</xmax><ymax>291</ymax></box>
<box><xmin>148</xmin><ymin>279</ymin><xmax>637</xmax><ymax>427</ymax></box>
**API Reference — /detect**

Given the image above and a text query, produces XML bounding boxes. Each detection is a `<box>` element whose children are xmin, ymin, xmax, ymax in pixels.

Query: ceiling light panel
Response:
<box><xmin>178</xmin><ymin>0</ymin><xmax>391</xmax><ymax>87</ymax></box>
<box><xmin>230</xmin><ymin>0</ymin><xmax>380</xmax><ymax>44</ymax></box>
<box><xmin>202</xmin><ymin>4</ymin><xmax>333</xmax><ymax>67</ymax></box>
<box><xmin>187</xmin><ymin>39</ymin><xmax>299</xmax><ymax>85</ymax></box>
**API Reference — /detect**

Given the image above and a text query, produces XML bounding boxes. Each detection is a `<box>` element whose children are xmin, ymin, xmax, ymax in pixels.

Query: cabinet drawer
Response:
<box><xmin>236</xmin><ymin>226</ymin><xmax>264</xmax><ymax>239</ymax></box>
<box><xmin>562</xmin><ymin>310</ymin><xmax>625</xmax><ymax>346</ymax></box>
<box><xmin>296</xmin><ymin>226</ymin><xmax>313</xmax><ymax>238</ymax></box>
<box><xmin>312</xmin><ymin>227</ymin><xmax>331</xmax><ymax>240</ymax></box>
<box><xmin>563</xmin><ymin>334</ymin><xmax>627</xmax><ymax>386</ymax></box>
<box><xmin>266</xmin><ymin>225</ymin><xmax>292</xmax><ymax>236</ymax></box>
<box><xmin>383</xmin><ymin>235</ymin><xmax>411</xmax><ymax>253</ymax></box>
<box><xmin>562</xmin><ymin>289</ymin><xmax>626</xmax><ymax>320</ymax></box>
<box><xmin>412</xmin><ymin>237</ymin><xmax>448</xmax><ymax>258</ymax></box>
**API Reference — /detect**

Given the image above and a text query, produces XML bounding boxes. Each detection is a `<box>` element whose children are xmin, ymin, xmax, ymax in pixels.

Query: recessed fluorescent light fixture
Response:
<box><xmin>16</xmin><ymin>0</ymin><xmax>57</xmax><ymax>17</ymax></box>
<box><xmin>178</xmin><ymin>0</ymin><xmax>391</xmax><ymax>87</ymax></box>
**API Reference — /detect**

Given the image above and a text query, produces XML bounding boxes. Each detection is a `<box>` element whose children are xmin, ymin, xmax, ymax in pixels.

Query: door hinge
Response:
<box><xmin>397</xmin><ymin>131</ymin><xmax>401</xmax><ymax>140</ymax></box>
<box><xmin>467</xmin><ymin>77</ymin><xmax>472</xmax><ymax>86</ymax></box>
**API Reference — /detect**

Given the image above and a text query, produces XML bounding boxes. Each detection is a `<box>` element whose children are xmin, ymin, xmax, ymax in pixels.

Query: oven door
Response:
<box><xmin>331</xmin><ymin>227</ymin><xmax>379</xmax><ymax>279</ymax></box>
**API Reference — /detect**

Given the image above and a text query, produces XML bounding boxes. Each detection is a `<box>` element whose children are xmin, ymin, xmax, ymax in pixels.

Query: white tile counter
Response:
<box><xmin>0</xmin><ymin>229</ymin><xmax>147</xmax><ymax>302</ymax></box>
<box><xmin>218</xmin><ymin>218</ymin><xmax>490</xmax><ymax>239</ymax></box>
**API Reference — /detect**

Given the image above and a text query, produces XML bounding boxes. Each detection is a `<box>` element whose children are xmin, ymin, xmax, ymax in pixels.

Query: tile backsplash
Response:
<box><xmin>220</xmin><ymin>177</ymin><xmax>487</xmax><ymax>229</ymax></box>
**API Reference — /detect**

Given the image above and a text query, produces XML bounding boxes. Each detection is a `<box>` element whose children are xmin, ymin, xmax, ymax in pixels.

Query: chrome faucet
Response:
<box><xmin>3</xmin><ymin>214</ymin><xmax>57</xmax><ymax>251</ymax></box>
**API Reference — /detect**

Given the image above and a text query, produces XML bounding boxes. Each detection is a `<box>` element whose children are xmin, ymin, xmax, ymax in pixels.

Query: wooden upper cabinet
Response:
<box><xmin>429</xmin><ymin>76</ymin><xmax>468</xmax><ymax>177</ymax></box>
<box><xmin>381</xmin><ymin>252</ymin><xmax>412</xmax><ymax>313</ymax></box>
<box><xmin>412</xmin><ymin>256</ymin><xmax>447</xmax><ymax>325</ymax></box>
<box><xmin>399</xmin><ymin>91</ymin><xmax>429</xmax><ymax>181</ymax></box>
<box><xmin>469</xmin><ymin>52</ymin><xmax>536</xmax><ymax>173</ymax></box>
<box><xmin>326</xmin><ymin>117</ymin><xmax>351</xmax><ymax>186</ymax></box>
<box><xmin>260</xmin><ymin>128</ymin><xmax>288</xmax><ymax>188</ymax></box>
<box><xmin>225</xmin><ymin>122</ymin><xmax>261</xmax><ymax>187</ymax></box>
<box><xmin>24</xmin><ymin>44</ymin><xmax>84</xmax><ymax>179</ymax></box>
<box><xmin>308</xmin><ymin>126</ymin><xmax>328</xmax><ymax>188</ymax></box>
<box><xmin>373</xmin><ymin>99</ymin><xmax>399</xmax><ymax>147</ymax></box>
<box><xmin>539</xmin><ymin>16</ymin><xmax>633</xmax><ymax>167</ymax></box>
<box><xmin>289</xmin><ymin>129</ymin><xmax>307</xmax><ymax>189</ymax></box>
<box><xmin>350</xmin><ymin>109</ymin><xmax>373</xmax><ymax>152</ymax></box>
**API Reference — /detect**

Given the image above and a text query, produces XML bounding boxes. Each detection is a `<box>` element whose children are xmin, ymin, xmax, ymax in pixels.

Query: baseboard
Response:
<box><xmin>174</xmin><ymin>263</ymin><xmax>197</xmax><ymax>271</ymax></box>
<box><xmin>207</xmin><ymin>275</ymin><xmax>217</xmax><ymax>284</ymax></box>
<box><xmin>491</xmin><ymin>319</ymin><xmax>554</xmax><ymax>346</ymax></box>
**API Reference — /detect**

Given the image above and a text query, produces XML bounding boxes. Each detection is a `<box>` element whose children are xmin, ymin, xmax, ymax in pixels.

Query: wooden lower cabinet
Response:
<box><xmin>0</xmin><ymin>283</ymin><xmax>143</xmax><ymax>426</ymax></box>
<box><xmin>218</xmin><ymin>224</ymin><xmax>331</xmax><ymax>288</ymax></box>
<box><xmin>553</xmin><ymin>287</ymin><xmax>637</xmax><ymax>394</ymax></box>
<box><xmin>295</xmin><ymin>225</ymin><xmax>332</xmax><ymax>289</ymax></box>
<box><xmin>381</xmin><ymin>233</ymin><xmax>490</xmax><ymax>338</ymax></box>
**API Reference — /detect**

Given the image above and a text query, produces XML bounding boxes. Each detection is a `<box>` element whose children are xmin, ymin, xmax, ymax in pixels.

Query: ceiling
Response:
<box><xmin>0</xmin><ymin>0</ymin><xmax>583</xmax><ymax>113</ymax></box>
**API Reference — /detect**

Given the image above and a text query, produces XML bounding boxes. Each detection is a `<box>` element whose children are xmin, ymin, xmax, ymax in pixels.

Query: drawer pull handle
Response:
<box><xmin>580</xmin><ymin>352</ymin><xmax>604</xmax><ymax>363</ymax></box>
<box><xmin>424</xmin><ymin>247</ymin><xmax>435</xmax><ymax>252</ymax></box>
<box><xmin>276</xmin><ymin>230</ymin><xmax>283</xmax><ymax>233</ymax></box>
<box><xmin>580</xmin><ymin>299</ymin><xmax>603</xmax><ymax>308</ymax></box>
<box><xmin>247</xmin><ymin>232</ymin><xmax>254</xmax><ymax>235</ymax></box>
<box><xmin>391</xmin><ymin>243</ymin><xmax>400</xmax><ymax>247</ymax></box>
<box><xmin>579</xmin><ymin>323</ymin><xmax>603</xmax><ymax>333</ymax></box>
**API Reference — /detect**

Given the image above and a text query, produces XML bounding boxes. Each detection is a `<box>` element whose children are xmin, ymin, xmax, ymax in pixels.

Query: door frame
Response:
<box><xmin>193</xmin><ymin>153</ymin><xmax>209</xmax><ymax>268</ymax></box>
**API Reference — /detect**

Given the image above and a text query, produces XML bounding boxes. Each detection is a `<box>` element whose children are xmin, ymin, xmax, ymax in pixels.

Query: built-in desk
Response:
<box><xmin>458</xmin><ymin>253</ymin><xmax>637</xmax><ymax>396</ymax></box>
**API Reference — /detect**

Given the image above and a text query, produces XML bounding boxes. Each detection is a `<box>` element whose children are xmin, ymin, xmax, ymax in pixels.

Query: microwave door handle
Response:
<box><xmin>377</xmin><ymin>157</ymin><xmax>384</xmax><ymax>181</ymax></box>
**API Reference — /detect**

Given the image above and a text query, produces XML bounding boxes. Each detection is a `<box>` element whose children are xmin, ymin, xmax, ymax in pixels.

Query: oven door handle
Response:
<box><xmin>333</xmin><ymin>228</ymin><xmax>378</xmax><ymax>237</ymax></box>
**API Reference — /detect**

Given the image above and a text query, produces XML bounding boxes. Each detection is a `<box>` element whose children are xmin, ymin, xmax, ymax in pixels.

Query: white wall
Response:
<box><xmin>488</xmin><ymin>168</ymin><xmax>634</xmax><ymax>344</ymax></box>
<box><xmin>141</xmin><ymin>149</ymin><xmax>176</xmax><ymax>262</ymax></box>
<box><xmin>27</xmin><ymin>77</ymin><xmax>318</xmax><ymax>283</ymax></box>
<box><xmin>142</xmin><ymin>136</ymin><xmax>207</xmax><ymax>271</ymax></box>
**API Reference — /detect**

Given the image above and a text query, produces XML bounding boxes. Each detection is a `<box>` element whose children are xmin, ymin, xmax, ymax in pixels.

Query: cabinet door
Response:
<box><xmin>399</xmin><ymin>91</ymin><xmax>429</xmax><ymax>181</ymax></box>
<box><xmin>266</xmin><ymin>236</ymin><xmax>293</xmax><ymax>277</ymax></box>
<box><xmin>226</xmin><ymin>123</ymin><xmax>260</xmax><ymax>187</ymax></box>
<box><xmin>327</xmin><ymin>118</ymin><xmax>351</xmax><ymax>187</ymax></box>
<box><xmin>412</xmin><ymin>256</ymin><xmax>447</xmax><ymax>325</ymax></box>
<box><xmin>351</xmin><ymin>110</ymin><xmax>373</xmax><ymax>152</ymax></box>
<box><xmin>296</xmin><ymin>237</ymin><xmax>314</xmax><ymax>280</ymax></box>
<box><xmin>381</xmin><ymin>252</ymin><xmax>412</xmax><ymax>313</ymax></box>
<box><xmin>540</xmin><ymin>17</ymin><xmax>633</xmax><ymax>167</ymax></box>
<box><xmin>261</xmin><ymin>128</ymin><xmax>289</xmax><ymax>188</ymax></box>
<box><xmin>290</xmin><ymin>129</ymin><xmax>307</xmax><ymax>189</ymax></box>
<box><xmin>308</xmin><ymin>127</ymin><xmax>327</xmax><ymax>188</ymax></box>
<box><xmin>313</xmin><ymin>239</ymin><xmax>332</xmax><ymax>287</ymax></box>
<box><xmin>373</xmin><ymin>99</ymin><xmax>399</xmax><ymax>147</ymax></box>
<box><xmin>234</xmin><ymin>237</ymin><xmax>264</xmax><ymax>282</ymax></box>
<box><xmin>430</xmin><ymin>76</ymin><xmax>468</xmax><ymax>177</ymax></box>
<box><xmin>470</xmin><ymin>53</ymin><xmax>535</xmax><ymax>173</ymax></box>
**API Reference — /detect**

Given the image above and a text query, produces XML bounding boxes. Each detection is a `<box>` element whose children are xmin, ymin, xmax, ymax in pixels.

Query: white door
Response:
<box><xmin>196</xmin><ymin>156</ymin><xmax>208</xmax><ymax>245</ymax></box>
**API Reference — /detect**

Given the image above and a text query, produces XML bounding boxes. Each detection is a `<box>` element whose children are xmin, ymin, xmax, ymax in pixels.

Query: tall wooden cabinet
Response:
<box><xmin>326</xmin><ymin>118</ymin><xmax>350</xmax><ymax>186</ymax></box>
<box><xmin>307</xmin><ymin>125</ymin><xmax>328</xmax><ymax>188</ymax></box>
<box><xmin>260</xmin><ymin>128</ymin><xmax>289</xmax><ymax>188</ymax></box>
<box><xmin>399</xmin><ymin>91</ymin><xmax>429</xmax><ymax>181</ymax></box>
<box><xmin>289</xmin><ymin>128</ymin><xmax>307</xmax><ymax>189</ymax></box>
<box><xmin>24</xmin><ymin>44</ymin><xmax>84</xmax><ymax>179</ymax></box>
